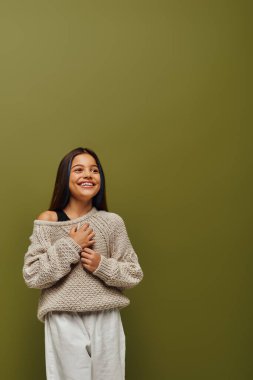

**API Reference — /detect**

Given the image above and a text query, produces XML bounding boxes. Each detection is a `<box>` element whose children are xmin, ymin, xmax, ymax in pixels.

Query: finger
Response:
<box><xmin>88</xmin><ymin>232</ymin><xmax>95</xmax><ymax>239</ymax></box>
<box><xmin>81</xmin><ymin>257</ymin><xmax>92</xmax><ymax>264</ymax></box>
<box><xmin>81</xmin><ymin>258</ymin><xmax>91</xmax><ymax>266</ymax></box>
<box><xmin>80</xmin><ymin>251</ymin><xmax>92</xmax><ymax>258</ymax></box>
<box><xmin>83</xmin><ymin>264</ymin><xmax>92</xmax><ymax>271</ymax></box>
<box><xmin>86</xmin><ymin>240</ymin><xmax>96</xmax><ymax>247</ymax></box>
<box><xmin>81</xmin><ymin>223</ymin><xmax>89</xmax><ymax>231</ymax></box>
<box><xmin>83</xmin><ymin>248</ymin><xmax>93</xmax><ymax>254</ymax></box>
<box><xmin>81</xmin><ymin>250</ymin><xmax>95</xmax><ymax>259</ymax></box>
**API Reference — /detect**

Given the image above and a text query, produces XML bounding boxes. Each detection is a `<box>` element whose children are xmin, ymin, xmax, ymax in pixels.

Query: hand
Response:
<box><xmin>80</xmin><ymin>247</ymin><xmax>101</xmax><ymax>273</ymax></box>
<box><xmin>69</xmin><ymin>223</ymin><xmax>95</xmax><ymax>250</ymax></box>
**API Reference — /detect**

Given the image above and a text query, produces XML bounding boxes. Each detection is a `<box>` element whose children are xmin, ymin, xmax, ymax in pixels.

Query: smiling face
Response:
<box><xmin>68</xmin><ymin>153</ymin><xmax>101</xmax><ymax>202</ymax></box>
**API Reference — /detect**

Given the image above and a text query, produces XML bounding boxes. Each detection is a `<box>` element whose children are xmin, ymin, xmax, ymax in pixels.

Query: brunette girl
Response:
<box><xmin>23</xmin><ymin>146</ymin><xmax>144</xmax><ymax>380</ymax></box>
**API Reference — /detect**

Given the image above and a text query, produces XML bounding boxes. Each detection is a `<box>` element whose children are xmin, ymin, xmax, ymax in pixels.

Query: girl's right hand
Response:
<box><xmin>69</xmin><ymin>223</ymin><xmax>95</xmax><ymax>249</ymax></box>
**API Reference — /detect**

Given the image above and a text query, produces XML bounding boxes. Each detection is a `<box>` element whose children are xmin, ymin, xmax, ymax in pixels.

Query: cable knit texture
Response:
<box><xmin>22</xmin><ymin>207</ymin><xmax>144</xmax><ymax>323</ymax></box>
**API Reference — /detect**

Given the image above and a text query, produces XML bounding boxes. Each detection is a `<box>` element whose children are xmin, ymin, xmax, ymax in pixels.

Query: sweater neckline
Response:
<box><xmin>33</xmin><ymin>206</ymin><xmax>99</xmax><ymax>226</ymax></box>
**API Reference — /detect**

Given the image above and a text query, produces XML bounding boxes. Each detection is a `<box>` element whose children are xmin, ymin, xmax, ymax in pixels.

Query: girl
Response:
<box><xmin>22</xmin><ymin>146</ymin><xmax>144</xmax><ymax>380</ymax></box>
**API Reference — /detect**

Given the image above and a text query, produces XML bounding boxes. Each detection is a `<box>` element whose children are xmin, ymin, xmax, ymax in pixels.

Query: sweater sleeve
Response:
<box><xmin>22</xmin><ymin>224</ymin><xmax>82</xmax><ymax>289</ymax></box>
<box><xmin>92</xmin><ymin>214</ymin><xmax>144</xmax><ymax>289</ymax></box>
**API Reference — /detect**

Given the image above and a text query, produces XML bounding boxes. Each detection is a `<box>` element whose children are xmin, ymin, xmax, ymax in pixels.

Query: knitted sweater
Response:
<box><xmin>22</xmin><ymin>207</ymin><xmax>144</xmax><ymax>323</ymax></box>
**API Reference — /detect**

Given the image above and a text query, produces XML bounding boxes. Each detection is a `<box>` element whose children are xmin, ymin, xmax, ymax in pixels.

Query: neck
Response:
<box><xmin>63</xmin><ymin>198</ymin><xmax>93</xmax><ymax>218</ymax></box>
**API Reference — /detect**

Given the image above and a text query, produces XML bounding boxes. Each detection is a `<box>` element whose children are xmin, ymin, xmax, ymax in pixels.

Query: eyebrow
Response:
<box><xmin>71</xmin><ymin>164</ymin><xmax>98</xmax><ymax>169</ymax></box>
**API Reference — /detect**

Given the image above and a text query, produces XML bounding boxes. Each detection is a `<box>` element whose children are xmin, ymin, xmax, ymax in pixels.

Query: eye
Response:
<box><xmin>74</xmin><ymin>169</ymin><xmax>82</xmax><ymax>172</ymax></box>
<box><xmin>92</xmin><ymin>168</ymin><xmax>99</xmax><ymax>173</ymax></box>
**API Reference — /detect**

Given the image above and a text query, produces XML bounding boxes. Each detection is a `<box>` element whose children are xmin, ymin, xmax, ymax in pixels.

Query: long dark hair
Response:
<box><xmin>48</xmin><ymin>147</ymin><xmax>108</xmax><ymax>211</ymax></box>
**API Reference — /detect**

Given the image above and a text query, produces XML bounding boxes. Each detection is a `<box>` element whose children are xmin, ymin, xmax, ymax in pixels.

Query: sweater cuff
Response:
<box><xmin>57</xmin><ymin>236</ymin><xmax>82</xmax><ymax>261</ymax></box>
<box><xmin>92</xmin><ymin>255</ymin><xmax>112</xmax><ymax>280</ymax></box>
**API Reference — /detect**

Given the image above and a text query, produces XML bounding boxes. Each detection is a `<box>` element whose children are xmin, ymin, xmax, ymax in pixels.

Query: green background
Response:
<box><xmin>0</xmin><ymin>1</ymin><xmax>251</xmax><ymax>379</ymax></box>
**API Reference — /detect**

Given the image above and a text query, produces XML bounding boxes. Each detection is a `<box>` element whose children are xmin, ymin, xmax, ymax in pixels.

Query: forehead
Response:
<box><xmin>72</xmin><ymin>153</ymin><xmax>97</xmax><ymax>166</ymax></box>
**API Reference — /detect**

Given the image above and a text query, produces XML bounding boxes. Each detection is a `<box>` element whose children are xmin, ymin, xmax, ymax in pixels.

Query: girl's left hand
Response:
<box><xmin>80</xmin><ymin>247</ymin><xmax>101</xmax><ymax>273</ymax></box>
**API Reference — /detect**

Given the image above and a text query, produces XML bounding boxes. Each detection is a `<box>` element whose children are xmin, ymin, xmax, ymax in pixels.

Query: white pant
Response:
<box><xmin>44</xmin><ymin>308</ymin><xmax>125</xmax><ymax>380</ymax></box>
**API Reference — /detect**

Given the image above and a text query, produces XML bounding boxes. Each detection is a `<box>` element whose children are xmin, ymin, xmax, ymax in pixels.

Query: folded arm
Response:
<box><xmin>22</xmin><ymin>226</ymin><xmax>82</xmax><ymax>289</ymax></box>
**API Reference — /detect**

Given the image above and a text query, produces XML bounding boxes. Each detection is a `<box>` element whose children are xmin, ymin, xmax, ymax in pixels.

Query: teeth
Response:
<box><xmin>80</xmin><ymin>183</ymin><xmax>93</xmax><ymax>187</ymax></box>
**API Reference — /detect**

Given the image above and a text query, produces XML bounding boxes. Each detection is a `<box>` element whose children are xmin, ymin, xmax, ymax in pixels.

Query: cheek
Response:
<box><xmin>69</xmin><ymin>176</ymin><xmax>79</xmax><ymax>190</ymax></box>
<box><xmin>70</xmin><ymin>173</ymin><xmax>79</xmax><ymax>182</ymax></box>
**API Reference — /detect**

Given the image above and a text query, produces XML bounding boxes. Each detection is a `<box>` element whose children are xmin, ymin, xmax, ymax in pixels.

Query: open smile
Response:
<box><xmin>78</xmin><ymin>181</ymin><xmax>96</xmax><ymax>188</ymax></box>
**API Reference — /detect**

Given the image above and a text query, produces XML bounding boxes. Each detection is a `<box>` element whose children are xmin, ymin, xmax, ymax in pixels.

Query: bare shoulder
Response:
<box><xmin>36</xmin><ymin>210</ymin><xmax>58</xmax><ymax>221</ymax></box>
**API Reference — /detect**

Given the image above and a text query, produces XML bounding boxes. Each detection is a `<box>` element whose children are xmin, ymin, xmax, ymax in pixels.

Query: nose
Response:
<box><xmin>83</xmin><ymin>170</ymin><xmax>92</xmax><ymax>178</ymax></box>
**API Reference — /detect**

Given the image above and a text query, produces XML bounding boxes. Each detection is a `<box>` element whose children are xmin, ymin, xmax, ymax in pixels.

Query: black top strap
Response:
<box><xmin>55</xmin><ymin>209</ymin><xmax>70</xmax><ymax>221</ymax></box>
